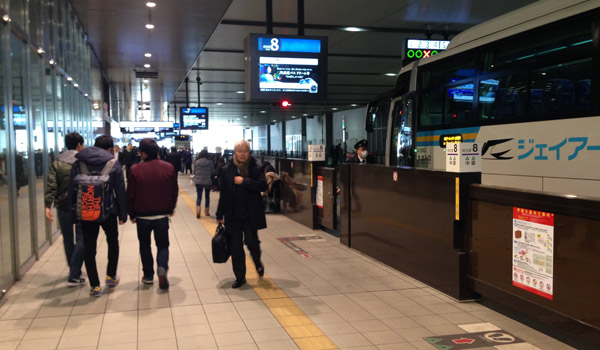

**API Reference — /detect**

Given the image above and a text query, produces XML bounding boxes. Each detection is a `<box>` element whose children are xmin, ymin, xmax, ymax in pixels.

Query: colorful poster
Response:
<box><xmin>316</xmin><ymin>176</ymin><xmax>323</xmax><ymax>208</ymax></box>
<box><xmin>512</xmin><ymin>207</ymin><xmax>554</xmax><ymax>300</ymax></box>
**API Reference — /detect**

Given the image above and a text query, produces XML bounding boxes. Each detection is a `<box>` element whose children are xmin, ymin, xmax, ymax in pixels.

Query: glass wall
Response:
<box><xmin>0</xmin><ymin>0</ymin><xmax>94</xmax><ymax>294</ymax></box>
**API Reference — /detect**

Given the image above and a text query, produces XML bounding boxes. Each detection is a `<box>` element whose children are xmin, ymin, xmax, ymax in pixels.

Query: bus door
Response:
<box><xmin>388</xmin><ymin>94</ymin><xmax>415</xmax><ymax>167</ymax></box>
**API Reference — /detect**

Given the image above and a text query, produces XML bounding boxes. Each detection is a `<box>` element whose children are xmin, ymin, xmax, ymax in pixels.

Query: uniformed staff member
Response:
<box><xmin>347</xmin><ymin>139</ymin><xmax>369</xmax><ymax>164</ymax></box>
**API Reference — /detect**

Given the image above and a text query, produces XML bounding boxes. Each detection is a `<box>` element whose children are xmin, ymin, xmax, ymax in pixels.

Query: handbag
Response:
<box><xmin>211</xmin><ymin>223</ymin><xmax>230</xmax><ymax>263</ymax></box>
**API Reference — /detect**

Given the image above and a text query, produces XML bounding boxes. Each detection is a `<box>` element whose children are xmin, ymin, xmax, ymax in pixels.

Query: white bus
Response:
<box><xmin>368</xmin><ymin>0</ymin><xmax>600</xmax><ymax>198</ymax></box>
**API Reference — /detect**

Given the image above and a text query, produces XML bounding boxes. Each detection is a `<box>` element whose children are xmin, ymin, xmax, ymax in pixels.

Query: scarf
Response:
<box><xmin>233</xmin><ymin>157</ymin><xmax>250</xmax><ymax>177</ymax></box>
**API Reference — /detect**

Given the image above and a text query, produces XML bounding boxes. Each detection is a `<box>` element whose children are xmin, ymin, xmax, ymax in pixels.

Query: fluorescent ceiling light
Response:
<box><xmin>146</xmin><ymin>2</ymin><xmax>156</xmax><ymax>7</ymax></box>
<box><xmin>385</xmin><ymin>73</ymin><xmax>396</xmax><ymax>76</ymax></box>
<box><xmin>144</xmin><ymin>53</ymin><xmax>152</xmax><ymax>58</ymax></box>
<box><xmin>343</xmin><ymin>27</ymin><xmax>366</xmax><ymax>32</ymax></box>
<box><xmin>144</xmin><ymin>63</ymin><xmax>151</xmax><ymax>68</ymax></box>
<box><xmin>236</xmin><ymin>90</ymin><xmax>245</xmax><ymax>94</ymax></box>
<box><xmin>145</xmin><ymin>23</ymin><xmax>154</xmax><ymax>29</ymax></box>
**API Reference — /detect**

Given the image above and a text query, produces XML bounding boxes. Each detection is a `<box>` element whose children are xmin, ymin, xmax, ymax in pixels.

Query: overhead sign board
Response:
<box><xmin>180</xmin><ymin>107</ymin><xmax>209</xmax><ymax>130</ymax></box>
<box><xmin>405</xmin><ymin>39</ymin><xmax>450</xmax><ymax>63</ymax></box>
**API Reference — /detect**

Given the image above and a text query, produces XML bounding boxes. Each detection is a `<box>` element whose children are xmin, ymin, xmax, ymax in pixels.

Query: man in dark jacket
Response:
<box><xmin>166</xmin><ymin>147</ymin><xmax>180</xmax><ymax>174</ymax></box>
<box><xmin>127</xmin><ymin>138</ymin><xmax>178</xmax><ymax>290</ymax></box>
<box><xmin>44</xmin><ymin>132</ymin><xmax>86</xmax><ymax>287</ymax></box>
<box><xmin>346</xmin><ymin>139</ymin><xmax>369</xmax><ymax>164</ymax></box>
<box><xmin>217</xmin><ymin>140</ymin><xmax>267</xmax><ymax>288</ymax></box>
<box><xmin>69</xmin><ymin>135</ymin><xmax>127</xmax><ymax>297</ymax></box>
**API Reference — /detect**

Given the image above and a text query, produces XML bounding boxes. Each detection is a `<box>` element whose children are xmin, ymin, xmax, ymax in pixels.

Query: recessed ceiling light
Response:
<box><xmin>272</xmin><ymin>120</ymin><xmax>276</xmax><ymax>122</ymax></box>
<box><xmin>350</xmin><ymin>104</ymin><xmax>358</xmax><ymax>107</ymax></box>
<box><xmin>144</xmin><ymin>63</ymin><xmax>151</xmax><ymax>68</ymax></box>
<box><xmin>84</xmin><ymin>93</ymin><xmax>88</xmax><ymax>97</ymax></box>
<box><xmin>146</xmin><ymin>2</ymin><xmax>156</xmax><ymax>7</ymax></box>
<box><xmin>291</xmin><ymin>116</ymin><xmax>296</xmax><ymax>119</ymax></box>
<box><xmin>66</xmin><ymin>77</ymin><xmax>73</xmax><ymax>81</ymax></box>
<box><xmin>237</xmin><ymin>118</ymin><xmax>241</xmax><ymax>120</ymax></box>
<box><xmin>243</xmin><ymin>116</ymin><xmax>248</xmax><ymax>118</ymax></box>
<box><xmin>260</xmin><ymin>111</ymin><xmax>266</xmax><ymax>114</ymax></box>
<box><xmin>143</xmin><ymin>79</ymin><xmax>149</xmax><ymax>83</ymax></box>
<box><xmin>385</xmin><ymin>73</ymin><xmax>396</xmax><ymax>76</ymax></box>
<box><xmin>2</xmin><ymin>14</ymin><xmax>11</xmax><ymax>23</ymax></box>
<box><xmin>145</xmin><ymin>23</ymin><xmax>154</xmax><ymax>29</ymax></box>
<box><xmin>49</xmin><ymin>58</ymin><xmax>55</xmax><ymax>65</ymax></box>
<box><xmin>73</xmin><ymin>83</ymin><xmax>79</xmax><ymax>87</ymax></box>
<box><xmin>303</xmin><ymin>113</ymin><xmax>308</xmax><ymax>116</ymax></box>
<box><xmin>332</xmin><ymin>107</ymin><xmax>338</xmax><ymax>111</ymax></box>
<box><xmin>216</xmin><ymin>102</ymin><xmax>223</xmax><ymax>105</ymax></box>
<box><xmin>343</xmin><ymin>27</ymin><xmax>366</xmax><ymax>32</ymax></box>
<box><xmin>37</xmin><ymin>47</ymin><xmax>45</xmax><ymax>54</ymax></box>
<box><xmin>144</xmin><ymin>53</ymin><xmax>152</xmax><ymax>58</ymax></box>
<box><xmin>236</xmin><ymin>90</ymin><xmax>245</xmax><ymax>94</ymax></box>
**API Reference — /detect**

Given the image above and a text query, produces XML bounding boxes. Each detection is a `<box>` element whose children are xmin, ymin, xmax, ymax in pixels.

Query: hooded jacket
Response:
<box><xmin>45</xmin><ymin>150</ymin><xmax>78</xmax><ymax>210</ymax></box>
<box><xmin>193</xmin><ymin>158</ymin><xmax>216</xmax><ymax>186</ymax></box>
<box><xmin>68</xmin><ymin>147</ymin><xmax>128</xmax><ymax>222</ymax></box>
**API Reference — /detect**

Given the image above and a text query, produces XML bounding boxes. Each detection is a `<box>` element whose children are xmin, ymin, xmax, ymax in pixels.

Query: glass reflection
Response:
<box><xmin>11</xmin><ymin>35</ymin><xmax>33</xmax><ymax>264</ymax></box>
<box><xmin>31</xmin><ymin>48</ymin><xmax>46</xmax><ymax>248</ymax></box>
<box><xmin>0</xmin><ymin>25</ymin><xmax>14</xmax><ymax>288</ymax></box>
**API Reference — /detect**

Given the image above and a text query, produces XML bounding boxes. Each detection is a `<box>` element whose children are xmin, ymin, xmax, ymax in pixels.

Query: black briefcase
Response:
<box><xmin>212</xmin><ymin>223</ymin><xmax>230</xmax><ymax>263</ymax></box>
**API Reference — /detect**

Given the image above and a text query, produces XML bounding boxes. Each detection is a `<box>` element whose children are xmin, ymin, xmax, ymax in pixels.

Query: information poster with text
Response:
<box><xmin>512</xmin><ymin>207</ymin><xmax>554</xmax><ymax>300</ymax></box>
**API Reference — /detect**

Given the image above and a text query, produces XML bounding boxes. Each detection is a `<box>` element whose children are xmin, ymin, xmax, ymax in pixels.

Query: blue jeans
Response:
<box><xmin>136</xmin><ymin>217</ymin><xmax>170</xmax><ymax>279</ymax></box>
<box><xmin>57</xmin><ymin>208</ymin><xmax>85</xmax><ymax>280</ymax></box>
<box><xmin>195</xmin><ymin>184</ymin><xmax>211</xmax><ymax>207</ymax></box>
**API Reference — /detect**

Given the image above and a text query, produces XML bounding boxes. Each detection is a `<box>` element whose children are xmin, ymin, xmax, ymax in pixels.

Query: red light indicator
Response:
<box><xmin>281</xmin><ymin>100</ymin><xmax>291</xmax><ymax>107</ymax></box>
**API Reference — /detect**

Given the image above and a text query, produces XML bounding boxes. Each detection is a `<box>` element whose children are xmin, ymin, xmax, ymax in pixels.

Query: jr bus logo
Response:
<box><xmin>481</xmin><ymin>137</ymin><xmax>600</xmax><ymax>161</ymax></box>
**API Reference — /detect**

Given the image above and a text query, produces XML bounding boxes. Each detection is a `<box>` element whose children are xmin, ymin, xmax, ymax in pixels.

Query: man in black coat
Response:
<box><xmin>216</xmin><ymin>140</ymin><xmax>267</xmax><ymax>288</ymax></box>
<box><xmin>347</xmin><ymin>139</ymin><xmax>369</xmax><ymax>164</ymax></box>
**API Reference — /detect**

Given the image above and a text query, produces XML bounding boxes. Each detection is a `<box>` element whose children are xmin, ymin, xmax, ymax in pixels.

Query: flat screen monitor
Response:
<box><xmin>245</xmin><ymin>34</ymin><xmax>328</xmax><ymax>102</ymax></box>
<box><xmin>180</xmin><ymin>107</ymin><xmax>209</xmax><ymax>130</ymax></box>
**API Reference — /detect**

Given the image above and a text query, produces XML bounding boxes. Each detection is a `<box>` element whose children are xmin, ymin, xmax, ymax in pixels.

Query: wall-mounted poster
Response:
<box><xmin>512</xmin><ymin>207</ymin><xmax>554</xmax><ymax>300</ymax></box>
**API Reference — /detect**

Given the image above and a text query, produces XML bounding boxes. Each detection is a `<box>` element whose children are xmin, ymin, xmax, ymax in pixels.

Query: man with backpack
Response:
<box><xmin>69</xmin><ymin>135</ymin><xmax>127</xmax><ymax>297</ymax></box>
<box><xmin>44</xmin><ymin>132</ymin><xmax>86</xmax><ymax>287</ymax></box>
<box><xmin>127</xmin><ymin>138</ymin><xmax>178</xmax><ymax>290</ymax></box>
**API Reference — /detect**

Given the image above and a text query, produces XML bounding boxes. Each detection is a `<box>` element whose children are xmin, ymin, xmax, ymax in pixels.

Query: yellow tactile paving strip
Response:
<box><xmin>179</xmin><ymin>190</ymin><xmax>338</xmax><ymax>350</ymax></box>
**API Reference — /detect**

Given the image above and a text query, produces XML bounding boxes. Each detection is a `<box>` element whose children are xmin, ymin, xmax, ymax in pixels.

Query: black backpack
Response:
<box><xmin>73</xmin><ymin>159</ymin><xmax>116</xmax><ymax>222</ymax></box>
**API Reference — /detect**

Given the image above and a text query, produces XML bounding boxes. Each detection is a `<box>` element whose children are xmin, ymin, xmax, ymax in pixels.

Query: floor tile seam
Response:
<box><xmin>174</xmin><ymin>190</ymin><xmax>221</xmax><ymax>300</ymax></box>
<box><xmin>179</xmin><ymin>188</ymin><xmax>342</xmax><ymax>349</ymax></box>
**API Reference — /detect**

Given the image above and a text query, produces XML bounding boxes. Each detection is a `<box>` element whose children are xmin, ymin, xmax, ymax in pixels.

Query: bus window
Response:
<box><xmin>420</xmin><ymin>88</ymin><xmax>444</xmax><ymax>127</ymax></box>
<box><xmin>481</xmin><ymin>20</ymin><xmax>593</xmax><ymax>73</ymax></box>
<box><xmin>529</xmin><ymin>58</ymin><xmax>592</xmax><ymax>117</ymax></box>
<box><xmin>478</xmin><ymin>73</ymin><xmax>527</xmax><ymax>121</ymax></box>
<box><xmin>445</xmin><ymin>82</ymin><xmax>474</xmax><ymax>125</ymax></box>
<box><xmin>423</xmin><ymin>57</ymin><xmax>476</xmax><ymax>89</ymax></box>
<box><xmin>390</xmin><ymin>98</ymin><xmax>413</xmax><ymax>167</ymax></box>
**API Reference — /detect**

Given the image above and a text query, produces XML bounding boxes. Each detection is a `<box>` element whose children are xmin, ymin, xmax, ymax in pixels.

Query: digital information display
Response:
<box><xmin>259</xmin><ymin>57</ymin><xmax>319</xmax><ymax>93</ymax></box>
<box><xmin>405</xmin><ymin>39</ymin><xmax>450</xmax><ymax>62</ymax></box>
<box><xmin>180</xmin><ymin>107</ymin><xmax>208</xmax><ymax>130</ymax></box>
<box><xmin>245</xmin><ymin>34</ymin><xmax>327</xmax><ymax>102</ymax></box>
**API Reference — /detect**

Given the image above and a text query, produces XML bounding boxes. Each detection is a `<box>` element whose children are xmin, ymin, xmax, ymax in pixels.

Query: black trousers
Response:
<box><xmin>81</xmin><ymin>214</ymin><xmax>120</xmax><ymax>288</ymax></box>
<box><xmin>227</xmin><ymin>219</ymin><xmax>261</xmax><ymax>282</ymax></box>
<box><xmin>136</xmin><ymin>217</ymin><xmax>170</xmax><ymax>279</ymax></box>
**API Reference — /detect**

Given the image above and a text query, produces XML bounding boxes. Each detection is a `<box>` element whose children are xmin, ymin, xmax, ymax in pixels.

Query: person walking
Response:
<box><xmin>193</xmin><ymin>149</ymin><xmax>215</xmax><ymax>218</ymax></box>
<box><xmin>127</xmin><ymin>138</ymin><xmax>178</xmax><ymax>290</ymax></box>
<box><xmin>69</xmin><ymin>135</ymin><xmax>127</xmax><ymax>297</ymax></box>
<box><xmin>44</xmin><ymin>132</ymin><xmax>86</xmax><ymax>287</ymax></box>
<box><xmin>216</xmin><ymin>140</ymin><xmax>267</xmax><ymax>288</ymax></box>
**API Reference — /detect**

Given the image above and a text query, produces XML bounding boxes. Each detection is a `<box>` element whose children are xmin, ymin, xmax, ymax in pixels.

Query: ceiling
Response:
<box><xmin>73</xmin><ymin>0</ymin><xmax>538</xmax><ymax>126</ymax></box>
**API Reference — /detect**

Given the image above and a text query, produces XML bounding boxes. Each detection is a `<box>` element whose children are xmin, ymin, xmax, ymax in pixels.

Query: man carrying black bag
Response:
<box><xmin>216</xmin><ymin>140</ymin><xmax>267</xmax><ymax>288</ymax></box>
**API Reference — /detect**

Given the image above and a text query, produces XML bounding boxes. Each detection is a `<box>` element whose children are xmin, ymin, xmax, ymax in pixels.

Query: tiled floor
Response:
<box><xmin>0</xmin><ymin>177</ymin><xmax>576</xmax><ymax>350</ymax></box>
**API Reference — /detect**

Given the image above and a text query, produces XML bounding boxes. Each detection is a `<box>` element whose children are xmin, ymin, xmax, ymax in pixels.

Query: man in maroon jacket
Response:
<box><xmin>127</xmin><ymin>138</ymin><xmax>178</xmax><ymax>290</ymax></box>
